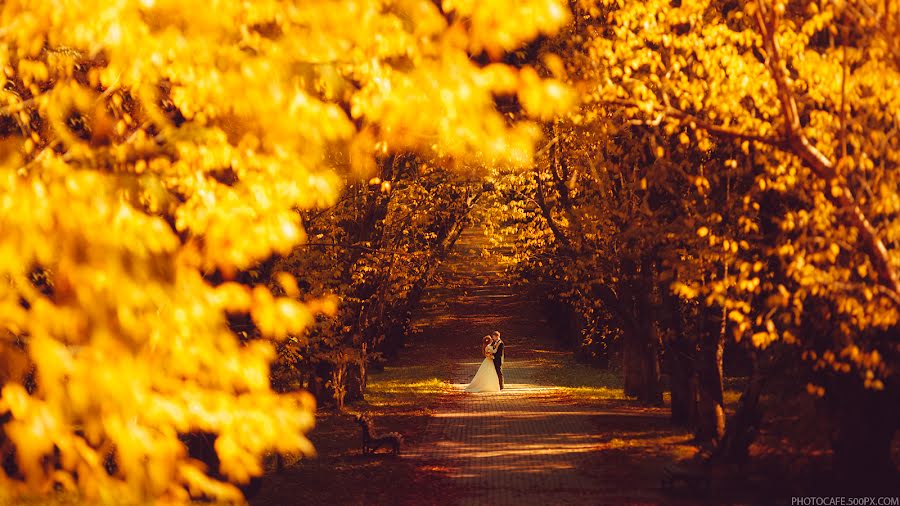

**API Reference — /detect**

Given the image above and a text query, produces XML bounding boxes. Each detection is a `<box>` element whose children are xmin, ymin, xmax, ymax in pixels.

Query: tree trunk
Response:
<box><xmin>715</xmin><ymin>354</ymin><xmax>764</xmax><ymax>465</ymax></box>
<box><xmin>623</xmin><ymin>329</ymin><xmax>644</xmax><ymax>398</ymax></box>
<box><xmin>695</xmin><ymin>310</ymin><xmax>726</xmax><ymax>443</ymax></box>
<box><xmin>641</xmin><ymin>327</ymin><xmax>663</xmax><ymax>406</ymax></box>
<box><xmin>636</xmin><ymin>256</ymin><xmax>662</xmax><ymax>405</ymax></box>
<box><xmin>623</xmin><ymin>305</ymin><xmax>663</xmax><ymax>404</ymax></box>
<box><xmin>669</xmin><ymin>338</ymin><xmax>697</xmax><ymax>427</ymax></box>
<box><xmin>592</xmin><ymin>272</ymin><xmax>660</xmax><ymax>403</ymax></box>
<box><xmin>830</xmin><ymin>386</ymin><xmax>900</xmax><ymax>492</ymax></box>
<box><xmin>661</xmin><ymin>290</ymin><xmax>697</xmax><ymax>426</ymax></box>
<box><xmin>636</xmin><ymin>323</ymin><xmax>663</xmax><ymax>405</ymax></box>
<box><xmin>344</xmin><ymin>362</ymin><xmax>365</xmax><ymax>404</ymax></box>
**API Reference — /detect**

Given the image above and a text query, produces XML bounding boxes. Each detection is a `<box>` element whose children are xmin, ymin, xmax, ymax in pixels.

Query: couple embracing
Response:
<box><xmin>464</xmin><ymin>331</ymin><xmax>504</xmax><ymax>393</ymax></box>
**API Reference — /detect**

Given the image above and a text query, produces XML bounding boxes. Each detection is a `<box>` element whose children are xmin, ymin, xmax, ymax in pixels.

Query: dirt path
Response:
<box><xmin>400</xmin><ymin>227</ymin><xmax>689</xmax><ymax>505</ymax></box>
<box><xmin>251</xmin><ymin>225</ymin><xmax>853</xmax><ymax>505</ymax></box>
<box><xmin>252</xmin><ymin>226</ymin><xmax>696</xmax><ymax>505</ymax></box>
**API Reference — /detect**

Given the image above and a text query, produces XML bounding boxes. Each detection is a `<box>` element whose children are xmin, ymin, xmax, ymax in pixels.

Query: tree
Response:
<box><xmin>486</xmin><ymin>1</ymin><xmax>899</xmax><ymax>481</ymax></box>
<box><xmin>589</xmin><ymin>0</ymin><xmax>900</xmax><ymax>478</ymax></box>
<box><xmin>0</xmin><ymin>0</ymin><xmax>571</xmax><ymax>501</ymax></box>
<box><xmin>269</xmin><ymin>156</ymin><xmax>488</xmax><ymax>408</ymax></box>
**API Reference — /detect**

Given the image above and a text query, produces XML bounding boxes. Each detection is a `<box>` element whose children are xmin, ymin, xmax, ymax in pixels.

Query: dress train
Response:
<box><xmin>464</xmin><ymin>357</ymin><xmax>500</xmax><ymax>392</ymax></box>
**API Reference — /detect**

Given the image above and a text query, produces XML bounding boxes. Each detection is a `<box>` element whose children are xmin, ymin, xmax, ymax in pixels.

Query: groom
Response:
<box><xmin>491</xmin><ymin>331</ymin><xmax>504</xmax><ymax>390</ymax></box>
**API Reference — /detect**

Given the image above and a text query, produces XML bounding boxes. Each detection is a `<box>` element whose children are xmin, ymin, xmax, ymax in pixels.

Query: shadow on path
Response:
<box><xmin>403</xmin><ymin>227</ymin><xmax>694</xmax><ymax>505</ymax></box>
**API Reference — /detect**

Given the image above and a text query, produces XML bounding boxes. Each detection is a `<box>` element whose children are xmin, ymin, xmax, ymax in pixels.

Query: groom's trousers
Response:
<box><xmin>493</xmin><ymin>347</ymin><xmax>504</xmax><ymax>389</ymax></box>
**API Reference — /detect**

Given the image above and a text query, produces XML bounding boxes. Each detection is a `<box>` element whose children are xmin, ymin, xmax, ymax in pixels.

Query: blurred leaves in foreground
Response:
<box><xmin>0</xmin><ymin>0</ymin><xmax>569</xmax><ymax>501</ymax></box>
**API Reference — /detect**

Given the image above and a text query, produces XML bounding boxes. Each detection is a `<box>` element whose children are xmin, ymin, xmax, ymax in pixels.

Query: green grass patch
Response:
<box><xmin>531</xmin><ymin>354</ymin><xmax>627</xmax><ymax>401</ymax></box>
<box><xmin>363</xmin><ymin>362</ymin><xmax>453</xmax><ymax>411</ymax></box>
<box><xmin>551</xmin><ymin>384</ymin><xmax>628</xmax><ymax>401</ymax></box>
<box><xmin>532</xmin><ymin>352</ymin><xmax>745</xmax><ymax>406</ymax></box>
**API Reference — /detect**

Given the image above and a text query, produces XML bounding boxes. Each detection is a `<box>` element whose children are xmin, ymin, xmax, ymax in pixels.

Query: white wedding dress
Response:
<box><xmin>465</xmin><ymin>343</ymin><xmax>501</xmax><ymax>393</ymax></box>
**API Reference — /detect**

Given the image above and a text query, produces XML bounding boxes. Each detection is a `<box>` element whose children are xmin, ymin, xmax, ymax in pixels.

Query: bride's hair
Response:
<box><xmin>482</xmin><ymin>336</ymin><xmax>492</xmax><ymax>347</ymax></box>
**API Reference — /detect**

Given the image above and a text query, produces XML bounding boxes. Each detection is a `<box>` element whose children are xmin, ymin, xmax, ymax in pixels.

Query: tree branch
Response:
<box><xmin>533</xmin><ymin>167</ymin><xmax>575</xmax><ymax>253</ymax></box>
<box><xmin>601</xmin><ymin>98</ymin><xmax>786</xmax><ymax>148</ymax></box>
<box><xmin>753</xmin><ymin>0</ymin><xmax>900</xmax><ymax>298</ymax></box>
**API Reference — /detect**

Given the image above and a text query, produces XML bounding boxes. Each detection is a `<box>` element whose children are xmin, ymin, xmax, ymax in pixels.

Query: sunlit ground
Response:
<box><xmin>255</xmin><ymin>228</ymin><xmax>770</xmax><ymax>505</ymax></box>
<box><xmin>364</xmin><ymin>362</ymin><xmax>455</xmax><ymax>415</ymax></box>
<box><xmin>397</xmin><ymin>355</ymin><xmax>697</xmax><ymax>505</ymax></box>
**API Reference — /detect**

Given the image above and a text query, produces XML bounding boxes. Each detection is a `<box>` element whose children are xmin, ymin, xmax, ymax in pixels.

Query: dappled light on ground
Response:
<box><xmin>397</xmin><ymin>228</ymin><xmax>696</xmax><ymax>505</ymax></box>
<box><xmin>410</xmin><ymin>355</ymin><xmax>693</xmax><ymax>504</ymax></box>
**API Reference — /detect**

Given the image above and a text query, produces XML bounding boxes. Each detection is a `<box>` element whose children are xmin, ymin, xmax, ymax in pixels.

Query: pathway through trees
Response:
<box><xmin>401</xmin><ymin>227</ymin><xmax>692</xmax><ymax>504</ymax></box>
<box><xmin>250</xmin><ymin>225</ymin><xmax>701</xmax><ymax>505</ymax></box>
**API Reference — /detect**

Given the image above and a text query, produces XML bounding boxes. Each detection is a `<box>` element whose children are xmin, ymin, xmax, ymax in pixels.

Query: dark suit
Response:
<box><xmin>492</xmin><ymin>341</ymin><xmax>504</xmax><ymax>389</ymax></box>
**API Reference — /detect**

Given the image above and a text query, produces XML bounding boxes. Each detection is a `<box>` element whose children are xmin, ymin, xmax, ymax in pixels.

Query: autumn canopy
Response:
<box><xmin>0</xmin><ymin>0</ymin><xmax>897</xmax><ymax>502</ymax></box>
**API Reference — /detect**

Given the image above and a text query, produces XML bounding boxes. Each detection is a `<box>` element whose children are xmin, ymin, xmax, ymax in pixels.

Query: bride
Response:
<box><xmin>464</xmin><ymin>335</ymin><xmax>501</xmax><ymax>393</ymax></box>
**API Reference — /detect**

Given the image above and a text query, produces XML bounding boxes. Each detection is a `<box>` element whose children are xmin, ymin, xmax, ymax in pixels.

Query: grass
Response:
<box><xmin>360</xmin><ymin>360</ymin><xmax>455</xmax><ymax>416</ymax></box>
<box><xmin>530</xmin><ymin>351</ymin><xmax>628</xmax><ymax>401</ymax></box>
<box><xmin>530</xmin><ymin>349</ymin><xmax>746</xmax><ymax>409</ymax></box>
